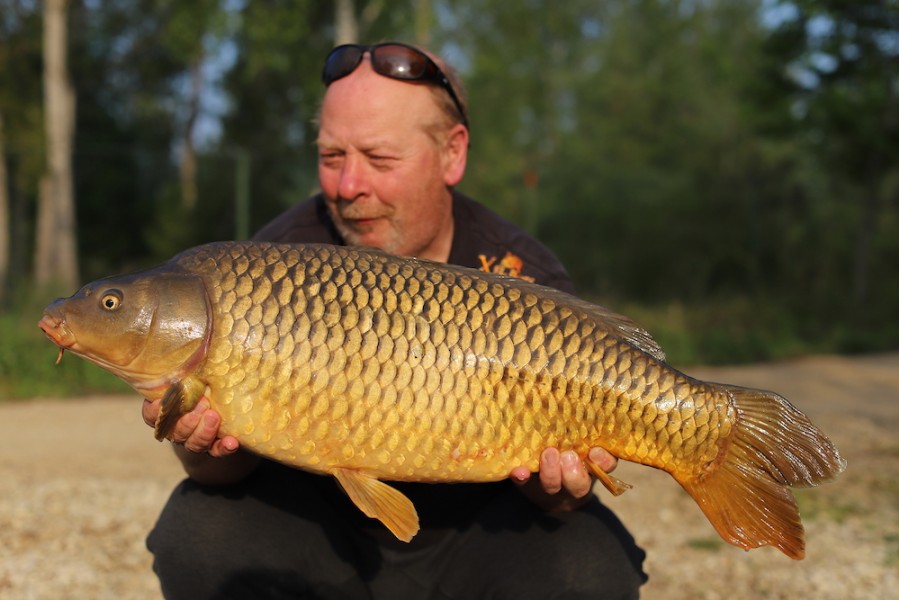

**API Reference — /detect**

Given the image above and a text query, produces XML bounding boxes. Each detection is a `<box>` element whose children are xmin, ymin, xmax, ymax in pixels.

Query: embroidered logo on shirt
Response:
<box><xmin>477</xmin><ymin>252</ymin><xmax>535</xmax><ymax>282</ymax></box>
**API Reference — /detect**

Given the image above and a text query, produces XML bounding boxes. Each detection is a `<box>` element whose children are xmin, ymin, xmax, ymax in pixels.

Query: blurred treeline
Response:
<box><xmin>1</xmin><ymin>0</ymin><xmax>898</xmax><ymax>395</ymax></box>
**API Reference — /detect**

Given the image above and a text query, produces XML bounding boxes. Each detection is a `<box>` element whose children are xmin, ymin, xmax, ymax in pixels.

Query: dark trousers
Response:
<box><xmin>147</xmin><ymin>462</ymin><xmax>647</xmax><ymax>599</ymax></box>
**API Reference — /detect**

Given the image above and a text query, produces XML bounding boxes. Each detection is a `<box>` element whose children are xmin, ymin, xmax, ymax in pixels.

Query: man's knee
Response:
<box><xmin>147</xmin><ymin>471</ymin><xmax>374</xmax><ymax>599</ymax></box>
<box><xmin>438</xmin><ymin>495</ymin><xmax>648</xmax><ymax>599</ymax></box>
<box><xmin>542</xmin><ymin>500</ymin><xmax>648</xmax><ymax>597</ymax></box>
<box><xmin>147</xmin><ymin>479</ymin><xmax>242</xmax><ymax>596</ymax></box>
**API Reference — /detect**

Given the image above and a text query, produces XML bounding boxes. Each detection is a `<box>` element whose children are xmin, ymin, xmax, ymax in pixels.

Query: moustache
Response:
<box><xmin>335</xmin><ymin>201</ymin><xmax>391</xmax><ymax>222</ymax></box>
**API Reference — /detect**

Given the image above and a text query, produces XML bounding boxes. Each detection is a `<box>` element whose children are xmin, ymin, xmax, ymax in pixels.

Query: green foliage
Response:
<box><xmin>144</xmin><ymin>182</ymin><xmax>201</xmax><ymax>259</ymax></box>
<box><xmin>608</xmin><ymin>296</ymin><xmax>813</xmax><ymax>367</ymax></box>
<box><xmin>0</xmin><ymin>2</ymin><xmax>45</xmax><ymax>298</ymax></box>
<box><xmin>618</xmin><ymin>291</ymin><xmax>899</xmax><ymax>368</ymax></box>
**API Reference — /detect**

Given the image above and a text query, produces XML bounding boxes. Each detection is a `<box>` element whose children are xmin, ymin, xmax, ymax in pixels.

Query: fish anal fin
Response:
<box><xmin>676</xmin><ymin>384</ymin><xmax>846</xmax><ymax>560</ymax></box>
<box><xmin>333</xmin><ymin>469</ymin><xmax>420</xmax><ymax>542</ymax></box>
<box><xmin>585</xmin><ymin>457</ymin><xmax>633</xmax><ymax>497</ymax></box>
<box><xmin>154</xmin><ymin>376</ymin><xmax>207</xmax><ymax>442</ymax></box>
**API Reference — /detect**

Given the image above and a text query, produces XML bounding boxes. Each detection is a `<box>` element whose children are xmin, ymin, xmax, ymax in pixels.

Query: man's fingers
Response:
<box><xmin>208</xmin><ymin>435</ymin><xmax>241</xmax><ymax>458</ymax></box>
<box><xmin>560</xmin><ymin>450</ymin><xmax>593</xmax><ymax>498</ymax></box>
<box><xmin>509</xmin><ymin>466</ymin><xmax>531</xmax><ymax>483</ymax></box>
<box><xmin>142</xmin><ymin>398</ymin><xmax>159</xmax><ymax>428</ymax></box>
<box><xmin>539</xmin><ymin>448</ymin><xmax>563</xmax><ymax>494</ymax></box>
<box><xmin>588</xmin><ymin>447</ymin><xmax>618</xmax><ymax>473</ymax></box>
<box><xmin>182</xmin><ymin>403</ymin><xmax>219</xmax><ymax>453</ymax></box>
<box><xmin>167</xmin><ymin>399</ymin><xmax>206</xmax><ymax>443</ymax></box>
<box><xmin>143</xmin><ymin>395</ymin><xmax>237</xmax><ymax>458</ymax></box>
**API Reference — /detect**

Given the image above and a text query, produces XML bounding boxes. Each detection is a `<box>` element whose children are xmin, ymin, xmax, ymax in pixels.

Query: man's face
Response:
<box><xmin>316</xmin><ymin>61</ymin><xmax>466</xmax><ymax>261</ymax></box>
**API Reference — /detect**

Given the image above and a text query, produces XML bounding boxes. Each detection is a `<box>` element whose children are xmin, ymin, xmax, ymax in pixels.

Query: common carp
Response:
<box><xmin>38</xmin><ymin>241</ymin><xmax>844</xmax><ymax>558</ymax></box>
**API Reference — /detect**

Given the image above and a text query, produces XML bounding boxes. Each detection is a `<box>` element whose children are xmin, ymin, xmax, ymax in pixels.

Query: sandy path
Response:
<box><xmin>1</xmin><ymin>353</ymin><xmax>897</xmax><ymax>599</ymax></box>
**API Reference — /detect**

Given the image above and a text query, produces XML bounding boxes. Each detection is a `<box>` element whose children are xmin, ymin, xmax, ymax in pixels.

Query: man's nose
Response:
<box><xmin>337</xmin><ymin>156</ymin><xmax>366</xmax><ymax>200</ymax></box>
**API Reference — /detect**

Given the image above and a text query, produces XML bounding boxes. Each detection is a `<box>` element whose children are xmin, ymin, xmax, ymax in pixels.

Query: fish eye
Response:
<box><xmin>100</xmin><ymin>290</ymin><xmax>123</xmax><ymax>311</ymax></box>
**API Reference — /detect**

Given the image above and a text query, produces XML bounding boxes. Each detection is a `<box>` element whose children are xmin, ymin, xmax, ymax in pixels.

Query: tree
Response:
<box><xmin>0</xmin><ymin>113</ymin><xmax>9</xmax><ymax>305</ymax></box>
<box><xmin>35</xmin><ymin>0</ymin><xmax>79</xmax><ymax>290</ymax></box>
<box><xmin>336</xmin><ymin>0</ymin><xmax>359</xmax><ymax>44</ymax></box>
<box><xmin>65</xmin><ymin>0</ymin><xmax>232</xmax><ymax>264</ymax></box>
<box><xmin>448</xmin><ymin>0</ymin><xmax>780</xmax><ymax>299</ymax></box>
<box><xmin>158</xmin><ymin>0</ymin><xmax>227</xmax><ymax>213</ymax></box>
<box><xmin>0</xmin><ymin>2</ymin><xmax>44</xmax><ymax>300</ymax></box>
<box><xmin>758</xmin><ymin>0</ymin><xmax>899</xmax><ymax>339</ymax></box>
<box><xmin>210</xmin><ymin>0</ymin><xmax>413</xmax><ymax>238</ymax></box>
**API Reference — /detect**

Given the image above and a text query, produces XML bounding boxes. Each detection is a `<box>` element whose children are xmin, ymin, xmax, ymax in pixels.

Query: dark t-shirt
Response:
<box><xmin>251</xmin><ymin>191</ymin><xmax>575</xmax><ymax>543</ymax></box>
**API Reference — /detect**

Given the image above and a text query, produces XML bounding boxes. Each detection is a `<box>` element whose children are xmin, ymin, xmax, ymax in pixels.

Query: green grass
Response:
<box><xmin>686</xmin><ymin>536</ymin><xmax>726</xmax><ymax>552</ymax></box>
<box><xmin>794</xmin><ymin>488</ymin><xmax>865</xmax><ymax>525</ymax></box>
<box><xmin>1</xmin><ymin>302</ymin><xmax>131</xmax><ymax>399</ymax></box>
<box><xmin>884</xmin><ymin>534</ymin><xmax>899</xmax><ymax>567</ymax></box>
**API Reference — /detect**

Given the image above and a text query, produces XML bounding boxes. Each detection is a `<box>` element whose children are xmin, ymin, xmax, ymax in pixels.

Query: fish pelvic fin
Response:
<box><xmin>584</xmin><ymin>456</ymin><xmax>633</xmax><ymax>496</ymax></box>
<box><xmin>676</xmin><ymin>385</ymin><xmax>846</xmax><ymax>560</ymax></box>
<box><xmin>154</xmin><ymin>376</ymin><xmax>207</xmax><ymax>441</ymax></box>
<box><xmin>333</xmin><ymin>469</ymin><xmax>420</xmax><ymax>542</ymax></box>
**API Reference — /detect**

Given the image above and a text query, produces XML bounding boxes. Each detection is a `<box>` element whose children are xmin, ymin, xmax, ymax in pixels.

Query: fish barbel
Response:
<box><xmin>38</xmin><ymin>241</ymin><xmax>844</xmax><ymax>558</ymax></box>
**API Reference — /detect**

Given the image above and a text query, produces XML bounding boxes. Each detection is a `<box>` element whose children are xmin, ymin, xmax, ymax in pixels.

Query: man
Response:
<box><xmin>145</xmin><ymin>42</ymin><xmax>647</xmax><ymax>598</ymax></box>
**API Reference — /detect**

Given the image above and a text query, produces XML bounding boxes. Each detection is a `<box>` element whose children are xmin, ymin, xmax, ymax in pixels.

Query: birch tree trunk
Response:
<box><xmin>335</xmin><ymin>0</ymin><xmax>358</xmax><ymax>45</ymax></box>
<box><xmin>35</xmin><ymin>0</ymin><xmax>78</xmax><ymax>289</ymax></box>
<box><xmin>334</xmin><ymin>0</ymin><xmax>385</xmax><ymax>46</ymax></box>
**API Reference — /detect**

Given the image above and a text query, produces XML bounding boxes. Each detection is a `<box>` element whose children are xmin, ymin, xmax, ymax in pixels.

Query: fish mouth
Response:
<box><xmin>38</xmin><ymin>313</ymin><xmax>77</xmax><ymax>350</ymax></box>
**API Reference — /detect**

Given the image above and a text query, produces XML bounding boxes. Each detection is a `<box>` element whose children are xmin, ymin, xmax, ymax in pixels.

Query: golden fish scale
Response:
<box><xmin>177</xmin><ymin>243</ymin><xmax>732</xmax><ymax>481</ymax></box>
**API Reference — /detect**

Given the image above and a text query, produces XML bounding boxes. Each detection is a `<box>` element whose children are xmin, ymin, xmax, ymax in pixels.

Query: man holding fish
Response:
<box><xmin>143</xmin><ymin>43</ymin><xmax>648</xmax><ymax>598</ymax></box>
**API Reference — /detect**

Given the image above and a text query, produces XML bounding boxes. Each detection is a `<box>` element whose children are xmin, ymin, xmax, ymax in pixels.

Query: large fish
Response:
<box><xmin>39</xmin><ymin>241</ymin><xmax>844</xmax><ymax>558</ymax></box>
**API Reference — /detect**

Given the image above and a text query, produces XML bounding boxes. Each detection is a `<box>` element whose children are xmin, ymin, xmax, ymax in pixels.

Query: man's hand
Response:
<box><xmin>142</xmin><ymin>396</ymin><xmax>241</xmax><ymax>457</ymax></box>
<box><xmin>138</xmin><ymin>395</ymin><xmax>269</xmax><ymax>490</ymax></box>
<box><xmin>142</xmin><ymin>396</ymin><xmax>260</xmax><ymax>484</ymax></box>
<box><xmin>511</xmin><ymin>447</ymin><xmax>617</xmax><ymax>512</ymax></box>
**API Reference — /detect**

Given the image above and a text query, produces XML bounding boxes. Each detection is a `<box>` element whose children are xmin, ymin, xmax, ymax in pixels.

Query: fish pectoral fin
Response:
<box><xmin>154</xmin><ymin>376</ymin><xmax>207</xmax><ymax>442</ymax></box>
<box><xmin>333</xmin><ymin>468</ymin><xmax>420</xmax><ymax>542</ymax></box>
<box><xmin>585</xmin><ymin>457</ymin><xmax>633</xmax><ymax>497</ymax></box>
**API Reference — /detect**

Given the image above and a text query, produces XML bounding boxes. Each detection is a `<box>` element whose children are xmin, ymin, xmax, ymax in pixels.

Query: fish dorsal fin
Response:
<box><xmin>333</xmin><ymin>469</ymin><xmax>420</xmax><ymax>542</ymax></box>
<box><xmin>572</xmin><ymin>299</ymin><xmax>667</xmax><ymax>363</ymax></box>
<box><xmin>154</xmin><ymin>376</ymin><xmax>207</xmax><ymax>441</ymax></box>
<box><xmin>496</xmin><ymin>276</ymin><xmax>667</xmax><ymax>363</ymax></box>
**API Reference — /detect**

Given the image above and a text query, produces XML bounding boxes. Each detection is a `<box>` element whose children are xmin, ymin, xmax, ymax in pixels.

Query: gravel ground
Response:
<box><xmin>2</xmin><ymin>353</ymin><xmax>897</xmax><ymax>599</ymax></box>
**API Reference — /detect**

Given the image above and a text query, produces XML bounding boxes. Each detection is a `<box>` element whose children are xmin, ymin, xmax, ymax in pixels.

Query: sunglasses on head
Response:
<box><xmin>322</xmin><ymin>43</ymin><xmax>469</xmax><ymax>129</ymax></box>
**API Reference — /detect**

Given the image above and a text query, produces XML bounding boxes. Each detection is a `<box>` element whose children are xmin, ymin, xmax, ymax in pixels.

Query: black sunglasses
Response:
<box><xmin>322</xmin><ymin>43</ymin><xmax>468</xmax><ymax>129</ymax></box>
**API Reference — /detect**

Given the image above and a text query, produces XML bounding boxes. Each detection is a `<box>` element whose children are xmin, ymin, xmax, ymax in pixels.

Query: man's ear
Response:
<box><xmin>442</xmin><ymin>124</ymin><xmax>469</xmax><ymax>186</ymax></box>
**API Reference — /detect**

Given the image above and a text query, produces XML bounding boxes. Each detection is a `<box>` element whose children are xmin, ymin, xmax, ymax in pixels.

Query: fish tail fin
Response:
<box><xmin>675</xmin><ymin>385</ymin><xmax>845</xmax><ymax>560</ymax></box>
